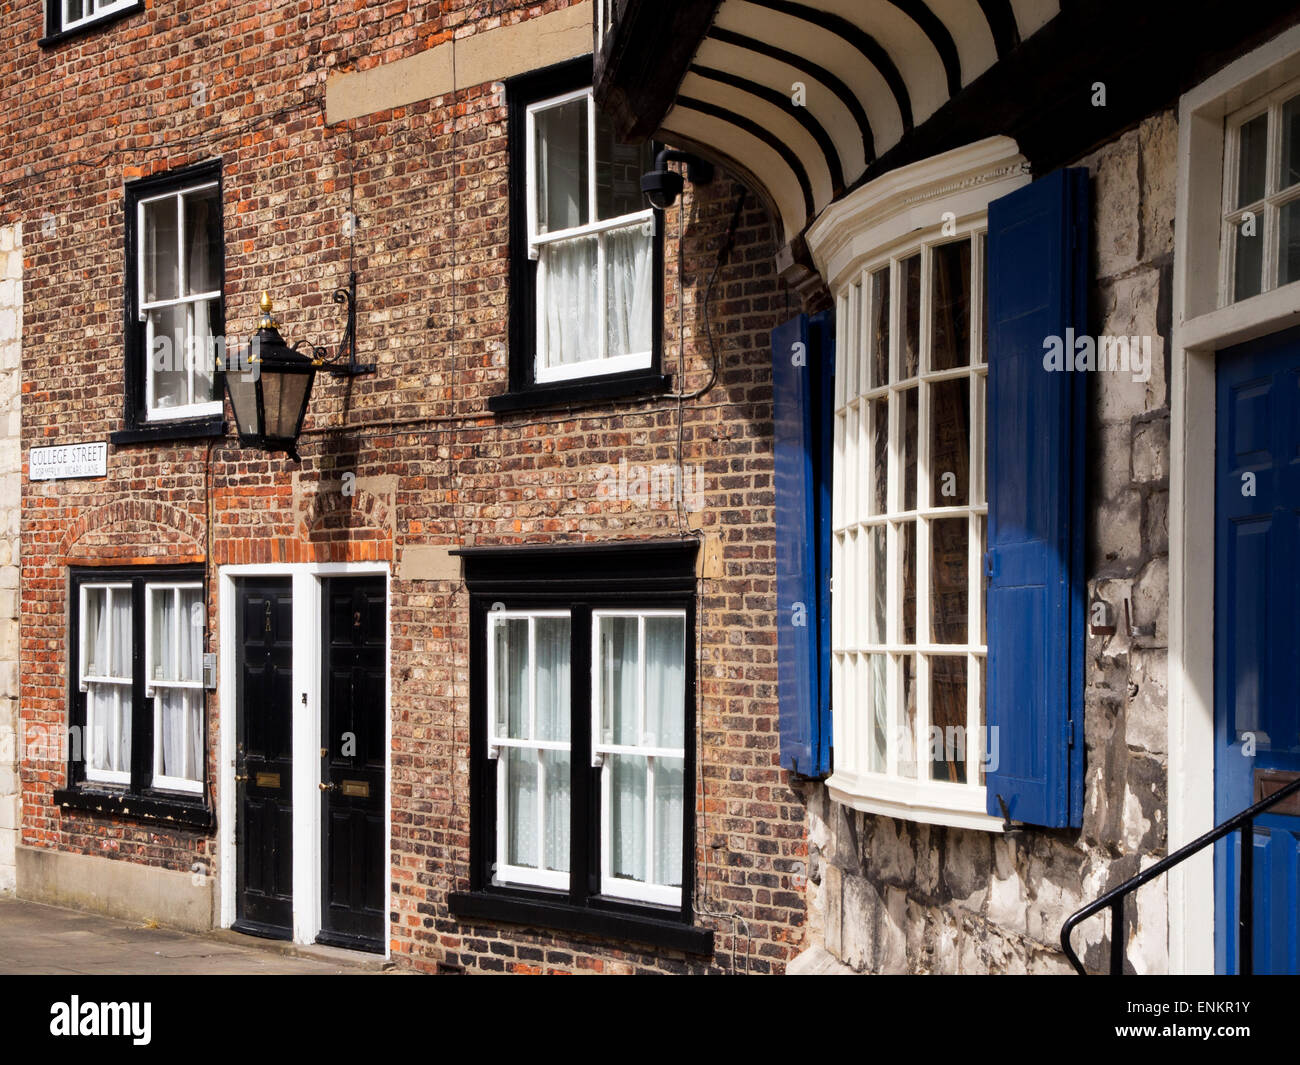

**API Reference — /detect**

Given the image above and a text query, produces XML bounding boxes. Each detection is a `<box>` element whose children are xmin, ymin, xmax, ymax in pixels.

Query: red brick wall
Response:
<box><xmin>6</xmin><ymin>0</ymin><xmax>808</xmax><ymax>972</ymax></box>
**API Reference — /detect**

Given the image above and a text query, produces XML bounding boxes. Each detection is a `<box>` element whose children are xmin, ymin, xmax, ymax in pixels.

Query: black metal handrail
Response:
<box><xmin>1061</xmin><ymin>772</ymin><xmax>1300</xmax><ymax>974</ymax></box>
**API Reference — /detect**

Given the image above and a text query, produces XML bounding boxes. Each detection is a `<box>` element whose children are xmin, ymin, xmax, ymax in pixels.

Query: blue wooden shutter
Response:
<box><xmin>773</xmin><ymin>310</ymin><xmax>833</xmax><ymax>777</ymax></box>
<box><xmin>984</xmin><ymin>169</ymin><xmax>1088</xmax><ymax>828</ymax></box>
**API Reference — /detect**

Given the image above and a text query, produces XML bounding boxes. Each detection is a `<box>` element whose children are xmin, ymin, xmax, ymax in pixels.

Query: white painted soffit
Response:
<box><xmin>660</xmin><ymin>0</ymin><xmax>1059</xmax><ymax>245</ymax></box>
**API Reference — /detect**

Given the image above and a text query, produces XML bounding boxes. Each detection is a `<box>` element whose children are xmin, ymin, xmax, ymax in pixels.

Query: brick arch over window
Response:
<box><xmin>59</xmin><ymin>500</ymin><xmax>206</xmax><ymax>566</ymax></box>
<box><xmin>295</xmin><ymin>485</ymin><xmax>394</xmax><ymax>563</ymax></box>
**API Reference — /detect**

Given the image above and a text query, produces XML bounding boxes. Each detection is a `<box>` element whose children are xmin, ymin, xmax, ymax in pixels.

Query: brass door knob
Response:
<box><xmin>234</xmin><ymin>773</ymin><xmax>249</xmax><ymax>783</ymax></box>
<box><xmin>318</xmin><ymin>781</ymin><xmax>337</xmax><ymax>791</ymax></box>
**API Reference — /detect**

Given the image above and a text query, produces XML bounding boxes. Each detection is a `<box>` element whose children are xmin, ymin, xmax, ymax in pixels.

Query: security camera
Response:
<box><xmin>640</xmin><ymin>149</ymin><xmax>715</xmax><ymax>210</ymax></box>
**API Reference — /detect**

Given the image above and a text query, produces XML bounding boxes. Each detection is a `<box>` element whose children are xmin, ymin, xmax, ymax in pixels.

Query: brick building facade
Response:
<box><xmin>6</xmin><ymin>0</ymin><xmax>809</xmax><ymax>972</ymax></box>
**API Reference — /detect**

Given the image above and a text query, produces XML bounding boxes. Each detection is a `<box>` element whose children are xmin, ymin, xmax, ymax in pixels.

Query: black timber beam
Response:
<box><xmin>595</xmin><ymin>0</ymin><xmax>722</xmax><ymax>143</ymax></box>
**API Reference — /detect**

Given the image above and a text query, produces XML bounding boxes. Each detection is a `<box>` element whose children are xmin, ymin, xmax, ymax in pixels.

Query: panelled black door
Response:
<box><xmin>318</xmin><ymin>577</ymin><xmax>387</xmax><ymax>952</ymax></box>
<box><xmin>234</xmin><ymin>579</ymin><xmax>295</xmax><ymax>939</ymax></box>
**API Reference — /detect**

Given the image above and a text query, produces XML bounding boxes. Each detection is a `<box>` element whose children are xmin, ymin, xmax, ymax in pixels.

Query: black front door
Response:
<box><xmin>318</xmin><ymin>577</ymin><xmax>387</xmax><ymax>952</ymax></box>
<box><xmin>234</xmin><ymin>579</ymin><xmax>295</xmax><ymax>939</ymax></box>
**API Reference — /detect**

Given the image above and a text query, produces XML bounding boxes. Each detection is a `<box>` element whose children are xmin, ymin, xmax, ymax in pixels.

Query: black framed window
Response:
<box><xmin>113</xmin><ymin>160</ymin><xmax>226</xmax><ymax>445</ymax></box>
<box><xmin>489</xmin><ymin>56</ymin><xmax>669</xmax><ymax>414</ymax></box>
<box><xmin>449</xmin><ymin>541</ymin><xmax>712</xmax><ymax>955</ymax></box>
<box><xmin>41</xmin><ymin>0</ymin><xmax>144</xmax><ymax>49</ymax></box>
<box><xmin>54</xmin><ymin>566</ymin><xmax>212</xmax><ymax>829</ymax></box>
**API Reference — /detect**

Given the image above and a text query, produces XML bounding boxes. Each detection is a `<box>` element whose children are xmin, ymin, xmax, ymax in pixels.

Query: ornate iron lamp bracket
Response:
<box><xmin>300</xmin><ymin>271</ymin><xmax>376</xmax><ymax>377</ymax></box>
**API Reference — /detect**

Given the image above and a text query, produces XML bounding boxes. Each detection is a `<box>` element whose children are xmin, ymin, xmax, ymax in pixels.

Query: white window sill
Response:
<box><xmin>151</xmin><ymin>775</ymin><xmax>204</xmax><ymax>796</ymax></box>
<box><xmin>534</xmin><ymin>352</ymin><xmax>653</xmax><ymax>384</ymax></box>
<box><xmin>826</xmin><ymin>771</ymin><xmax>1004</xmax><ymax>833</ymax></box>
<box><xmin>146</xmin><ymin>402</ymin><xmax>223</xmax><ymax>424</ymax></box>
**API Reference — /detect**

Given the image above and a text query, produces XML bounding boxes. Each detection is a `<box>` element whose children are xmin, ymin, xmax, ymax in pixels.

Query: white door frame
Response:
<box><xmin>1169</xmin><ymin>23</ymin><xmax>1300</xmax><ymax>974</ymax></box>
<box><xmin>217</xmin><ymin>561</ymin><xmax>392</xmax><ymax>957</ymax></box>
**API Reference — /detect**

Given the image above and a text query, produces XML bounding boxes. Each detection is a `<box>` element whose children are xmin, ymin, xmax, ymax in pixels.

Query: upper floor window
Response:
<box><xmin>1222</xmin><ymin>77</ymin><xmax>1300</xmax><ymax>303</ymax></box>
<box><xmin>116</xmin><ymin>162</ymin><xmax>226</xmax><ymax>443</ymax></box>
<box><xmin>492</xmin><ymin>58</ymin><xmax>665</xmax><ymax>413</ymax></box>
<box><xmin>43</xmin><ymin>0</ymin><xmax>143</xmax><ymax>43</ymax></box>
<box><xmin>527</xmin><ymin>86</ymin><xmax>655</xmax><ymax>383</ymax></box>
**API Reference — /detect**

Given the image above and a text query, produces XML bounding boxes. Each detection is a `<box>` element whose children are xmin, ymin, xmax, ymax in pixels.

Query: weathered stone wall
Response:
<box><xmin>0</xmin><ymin>223</ymin><xmax>19</xmax><ymax>894</ymax></box>
<box><xmin>804</xmin><ymin>111</ymin><xmax>1176</xmax><ymax>974</ymax></box>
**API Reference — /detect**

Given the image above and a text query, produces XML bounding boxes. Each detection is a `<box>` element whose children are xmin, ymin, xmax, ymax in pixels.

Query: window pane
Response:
<box><xmin>183</xmin><ymin>187</ymin><xmax>222</xmax><ymax>295</ymax></box>
<box><xmin>535</xmin><ymin>97</ymin><xmax>589</xmax><ymax>234</ymax></box>
<box><xmin>143</xmin><ymin>197</ymin><xmax>180</xmax><ymax>303</ymax></box>
<box><xmin>150</xmin><ymin>590</ymin><xmax>176</xmax><ymax>683</ymax></box>
<box><xmin>1237</xmin><ymin>112</ymin><xmax>1268</xmax><ymax>207</ymax></box>
<box><xmin>931</xmin><ymin>517</ymin><xmax>968</xmax><ymax>644</ymax></box>
<box><xmin>1279</xmin><ymin>201</ymin><xmax>1300</xmax><ymax>287</ymax></box>
<box><xmin>868</xmin><ymin>397</ymin><xmax>888</xmax><ymax>515</ymax></box>
<box><xmin>493</xmin><ymin>618</ymin><xmax>528</xmax><ymax>739</ymax></box>
<box><xmin>534</xmin><ymin>617</ymin><xmax>571</xmax><ymax>742</ymax></box>
<box><xmin>542</xmin><ymin>750</ymin><xmax>571</xmax><ymax>873</ymax></box>
<box><xmin>900</xmin><ymin>520</ymin><xmax>916</xmax><ymax>645</ymax></box>
<box><xmin>869</xmin><ymin>267</ymin><xmax>890</xmax><ymax>388</ymax></box>
<box><xmin>868</xmin><ymin>653</ymin><xmax>887</xmax><ymax>773</ymax></box>
<box><xmin>1234</xmin><ymin>218</ymin><xmax>1264</xmax><ymax>301</ymax></box>
<box><xmin>611</xmin><ymin>754</ymin><xmax>647</xmax><ymax>882</ymax></box>
<box><xmin>976</xmin><ymin>658</ymin><xmax>988</xmax><ymax>784</ymax></box>
<box><xmin>598</xmin><ymin>616</ymin><xmax>639</xmax><ymax>745</ymax></box>
<box><xmin>190</xmin><ymin>299</ymin><xmax>219</xmax><ymax>404</ymax></box>
<box><xmin>596</xmin><ymin>108</ymin><xmax>651</xmax><ymax>221</ymax></box>
<box><xmin>505</xmin><ymin>747</ymin><xmax>538</xmax><ymax>868</ymax></box>
<box><xmin>930</xmin><ymin>656</ymin><xmax>967</xmax><ymax>783</ymax></box>
<box><xmin>65</xmin><ymin>0</ymin><xmax>85</xmax><ymax>24</ymax></box>
<box><xmin>83</xmin><ymin>587</ymin><xmax>107</xmax><ymax>678</ymax></box>
<box><xmin>898</xmin><ymin>654</ymin><xmax>916</xmax><ymax>779</ymax></box>
<box><xmin>977</xmin><ymin>234</ymin><xmax>988</xmax><ymax>365</ymax></box>
<box><xmin>148</xmin><ymin>303</ymin><xmax>189</xmax><ymax>411</ymax></box>
<box><xmin>930</xmin><ymin>377</ymin><xmax>970</xmax><ymax>506</ymax></box>
<box><xmin>538</xmin><ymin>234</ymin><xmax>599</xmax><ymax>370</ymax></box>
<box><xmin>605</xmin><ymin>225</ymin><xmax>653</xmax><ymax>358</ymax></box>
<box><xmin>645</xmin><ymin>615</ymin><xmax>685</xmax><ymax>749</ymax></box>
<box><xmin>901</xmin><ymin>387</ymin><xmax>918</xmax><ymax>511</ymax></box>
<box><xmin>159</xmin><ymin>689</ymin><xmax>202</xmax><ymax>782</ymax></box>
<box><xmin>930</xmin><ymin>241</ymin><xmax>970</xmax><ymax>370</ymax></box>
<box><xmin>180</xmin><ymin>588</ymin><xmax>202</xmax><ymax>682</ymax></box>
<box><xmin>109</xmin><ymin>589</ymin><xmax>132</xmax><ymax>678</ymax></box>
<box><xmin>1282</xmin><ymin>95</ymin><xmax>1300</xmax><ymax>191</ymax></box>
<box><xmin>652</xmin><ymin>757</ymin><xmax>684</xmax><ymax>887</ymax></box>
<box><xmin>900</xmin><ymin>254</ymin><xmax>920</xmax><ymax>378</ymax></box>
<box><xmin>867</xmin><ymin>524</ymin><xmax>886</xmax><ymax>645</ymax></box>
<box><xmin>88</xmin><ymin>686</ymin><xmax>131</xmax><ymax>773</ymax></box>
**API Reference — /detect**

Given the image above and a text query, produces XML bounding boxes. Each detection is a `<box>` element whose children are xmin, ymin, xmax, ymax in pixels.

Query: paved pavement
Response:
<box><xmin>0</xmin><ymin>896</ymin><xmax>390</xmax><ymax>974</ymax></box>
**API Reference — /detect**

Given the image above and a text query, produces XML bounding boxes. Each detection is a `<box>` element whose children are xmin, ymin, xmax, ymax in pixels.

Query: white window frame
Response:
<box><xmin>524</xmin><ymin>86</ymin><xmax>655</xmax><ymax>384</ymax></box>
<box><xmin>486</xmin><ymin>609</ymin><xmax>572</xmax><ymax>892</ymax></box>
<box><xmin>136</xmin><ymin>181</ymin><xmax>224</xmax><ymax>423</ymax></box>
<box><xmin>1218</xmin><ymin>74</ymin><xmax>1300</xmax><ymax>306</ymax></box>
<box><xmin>145</xmin><ymin>583</ymin><xmax>205</xmax><ymax>795</ymax></box>
<box><xmin>590</xmin><ymin>609</ymin><xmax>686</xmax><ymax>908</ymax></box>
<box><xmin>79</xmin><ymin>582</ymin><xmax>133</xmax><ymax>787</ymax></box>
<box><xmin>57</xmin><ymin>0</ymin><xmax>135</xmax><ymax>34</ymax></box>
<box><xmin>805</xmin><ymin>136</ymin><xmax>1030</xmax><ymax>832</ymax></box>
<box><xmin>829</xmin><ymin>226</ymin><xmax>990</xmax><ymax>825</ymax></box>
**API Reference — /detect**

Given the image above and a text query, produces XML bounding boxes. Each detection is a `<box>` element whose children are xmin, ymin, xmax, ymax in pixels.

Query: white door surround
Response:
<box><xmin>1170</xmin><ymin>23</ymin><xmax>1300</xmax><ymax>974</ymax></box>
<box><xmin>216</xmin><ymin>562</ymin><xmax>392</xmax><ymax>957</ymax></box>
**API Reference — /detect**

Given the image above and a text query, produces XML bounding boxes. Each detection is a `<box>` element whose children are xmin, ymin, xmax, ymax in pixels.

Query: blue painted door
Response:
<box><xmin>1214</xmin><ymin>326</ymin><xmax>1300</xmax><ymax>974</ymax></box>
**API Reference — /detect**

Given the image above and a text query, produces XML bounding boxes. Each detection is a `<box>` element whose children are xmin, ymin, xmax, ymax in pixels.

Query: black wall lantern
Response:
<box><xmin>222</xmin><ymin>273</ymin><xmax>375</xmax><ymax>462</ymax></box>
